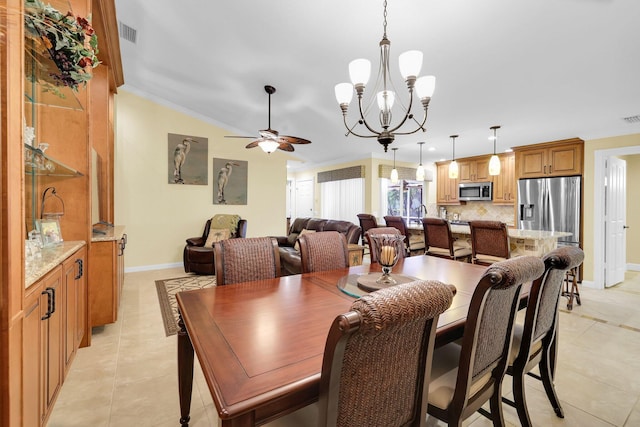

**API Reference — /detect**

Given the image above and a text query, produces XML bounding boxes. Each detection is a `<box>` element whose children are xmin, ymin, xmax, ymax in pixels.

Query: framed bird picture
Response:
<box><xmin>167</xmin><ymin>133</ymin><xmax>208</xmax><ymax>185</ymax></box>
<box><xmin>213</xmin><ymin>158</ymin><xmax>248</xmax><ymax>205</ymax></box>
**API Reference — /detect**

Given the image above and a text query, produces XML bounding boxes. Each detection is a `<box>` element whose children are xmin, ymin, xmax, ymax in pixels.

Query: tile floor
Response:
<box><xmin>48</xmin><ymin>267</ymin><xmax>640</xmax><ymax>427</ymax></box>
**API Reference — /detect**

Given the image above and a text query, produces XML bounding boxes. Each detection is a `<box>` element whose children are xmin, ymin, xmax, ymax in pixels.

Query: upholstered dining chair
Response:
<box><xmin>298</xmin><ymin>231</ymin><xmax>349</xmax><ymax>274</ymax></box>
<box><xmin>317</xmin><ymin>279</ymin><xmax>456</xmax><ymax>427</ymax></box>
<box><xmin>426</xmin><ymin>256</ymin><xmax>545</xmax><ymax>427</ymax></box>
<box><xmin>365</xmin><ymin>227</ymin><xmax>406</xmax><ymax>264</ymax></box>
<box><xmin>213</xmin><ymin>237</ymin><xmax>281</xmax><ymax>286</ymax></box>
<box><xmin>384</xmin><ymin>215</ymin><xmax>426</xmax><ymax>256</ymax></box>
<box><xmin>468</xmin><ymin>220</ymin><xmax>510</xmax><ymax>265</ymax></box>
<box><xmin>504</xmin><ymin>246</ymin><xmax>585</xmax><ymax>427</ymax></box>
<box><xmin>422</xmin><ymin>217</ymin><xmax>472</xmax><ymax>262</ymax></box>
<box><xmin>357</xmin><ymin>213</ymin><xmax>378</xmax><ymax>252</ymax></box>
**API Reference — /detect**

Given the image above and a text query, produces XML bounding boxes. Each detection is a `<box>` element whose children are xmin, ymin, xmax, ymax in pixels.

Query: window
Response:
<box><xmin>381</xmin><ymin>179</ymin><xmax>424</xmax><ymax>226</ymax></box>
<box><xmin>320</xmin><ymin>178</ymin><xmax>364</xmax><ymax>224</ymax></box>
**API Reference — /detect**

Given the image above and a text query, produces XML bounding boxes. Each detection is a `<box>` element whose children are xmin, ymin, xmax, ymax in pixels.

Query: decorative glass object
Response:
<box><xmin>370</xmin><ymin>234</ymin><xmax>405</xmax><ymax>285</ymax></box>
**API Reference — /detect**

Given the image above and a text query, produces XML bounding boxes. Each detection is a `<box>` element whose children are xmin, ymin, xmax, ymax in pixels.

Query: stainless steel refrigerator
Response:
<box><xmin>517</xmin><ymin>176</ymin><xmax>581</xmax><ymax>247</ymax></box>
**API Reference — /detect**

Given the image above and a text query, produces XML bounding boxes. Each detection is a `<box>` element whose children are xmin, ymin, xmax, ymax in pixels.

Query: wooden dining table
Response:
<box><xmin>176</xmin><ymin>255</ymin><xmax>489</xmax><ymax>427</ymax></box>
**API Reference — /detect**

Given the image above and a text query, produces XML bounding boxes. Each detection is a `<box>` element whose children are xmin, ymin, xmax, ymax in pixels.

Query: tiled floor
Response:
<box><xmin>48</xmin><ymin>267</ymin><xmax>640</xmax><ymax>426</ymax></box>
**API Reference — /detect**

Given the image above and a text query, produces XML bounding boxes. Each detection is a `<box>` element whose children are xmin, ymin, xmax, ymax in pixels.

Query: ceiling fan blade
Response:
<box><xmin>278</xmin><ymin>142</ymin><xmax>295</xmax><ymax>152</ymax></box>
<box><xmin>225</xmin><ymin>135</ymin><xmax>256</xmax><ymax>139</ymax></box>
<box><xmin>279</xmin><ymin>135</ymin><xmax>311</xmax><ymax>145</ymax></box>
<box><xmin>245</xmin><ymin>139</ymin><xmax>264</xmax><ymax>149</ymax></box>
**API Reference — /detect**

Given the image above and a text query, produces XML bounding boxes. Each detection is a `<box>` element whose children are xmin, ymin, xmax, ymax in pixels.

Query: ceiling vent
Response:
<box><xmin>622</xmin><ymin>115</ymin><xmax>640</xmax><ymax>124</ymax></box>
<box><xmin>119</xmin><ymin>22</ymin><xmax>137</xmax><ymax>44</ymax></box>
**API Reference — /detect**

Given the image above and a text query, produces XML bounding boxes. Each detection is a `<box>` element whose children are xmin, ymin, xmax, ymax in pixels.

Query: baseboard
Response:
<box><xmin>125</xmin><ymin>262</ymin><xmax>182</xmax><ymax>273</ymax></box>
<box><xmin>627</xmin><ymin>263</ymin><xmax>640</xmax><ymax>272</ymax></box>
<box><xmin>579</xmin><ymin>279</ymin><xmax>599</xmax><ymax>289</ymax></box>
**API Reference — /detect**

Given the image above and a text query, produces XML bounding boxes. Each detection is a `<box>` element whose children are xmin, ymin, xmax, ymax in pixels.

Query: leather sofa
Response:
<box><xmin>274</xmin><ymin>217</ymin><xmax>361</xmax><ymax>276</ymax></box>
<box><xmin>183</xmin><ymin>217</ymin><xmax>247</xmax><ymax>275</ymax></box>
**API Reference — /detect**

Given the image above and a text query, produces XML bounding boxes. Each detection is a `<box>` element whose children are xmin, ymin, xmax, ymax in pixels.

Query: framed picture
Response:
<box><xmin>167</xmin><ymin>133</ymin><xmax>208</xmax><ymax>185</ymax></box>
<box><xmin>213</xmin><ymin>158</ymin><xmax>248</xmax><ymax>205</ymax></box>
<box><xmin>35</xmin><ymin>218</ymin><xmax>63</xmax><ymax>247</ymax></box>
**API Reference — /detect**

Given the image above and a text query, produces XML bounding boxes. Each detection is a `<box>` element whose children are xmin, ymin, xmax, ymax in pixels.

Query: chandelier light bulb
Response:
<box><xmin>399</xmin><ymin>50</ymin><xmax>423</xmax><ymax>80</ymax></box>
<box><xmin>415</xmin><ymin>75</ymin><xmax>436</xmax><ymax>100</ymax></box>
<box><xmin>377</xmin><ymin>90</ymin><xmax>395</xmax><ymax>112</ymax></box>
<box><xmin>334</xmin><ymin>83</ymin><xmax>354</xmax><ymax>105</ymax></box>
<box><xmin>349</xmin><ymin>58</ymin><xmax>371</xmax><ymax>87</ymax></box>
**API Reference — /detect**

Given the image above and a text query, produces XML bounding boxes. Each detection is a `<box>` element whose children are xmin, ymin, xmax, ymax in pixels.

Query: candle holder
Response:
<box><xmin>370</xmin><ymin>234</ymin><xmax>405</xmax><ymax>285</ymax></box>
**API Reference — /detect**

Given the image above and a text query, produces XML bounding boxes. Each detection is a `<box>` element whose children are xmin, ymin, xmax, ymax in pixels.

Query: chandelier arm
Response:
<box><xmin>342</xmin><ymin>115</ymin><xmax>380</xmax><ymax>139</ymax></box>
<box><xmin>356</xmin><ymin>94</ymin><xmax>383</xmax><ymax>136</ymax></box>
<box><xmin>386</xmin><ymin>88</ymin><xmax>416</xmax><ymax>135</ymax></box>
<box><xmin>393</xmin><ymin>105</ymin><xmax>430</xmax><ymax>135</ymax></box>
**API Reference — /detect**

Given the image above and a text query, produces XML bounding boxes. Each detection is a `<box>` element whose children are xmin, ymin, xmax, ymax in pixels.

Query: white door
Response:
<box><xmin>605</xmin><ymin>156</ymin><xmax>627</xmax><ymax>287</ymax></box>
<box><xmin>295</xmin><ymin>179</ymin><xmax>314</xmax><ymax>219</ymax></box>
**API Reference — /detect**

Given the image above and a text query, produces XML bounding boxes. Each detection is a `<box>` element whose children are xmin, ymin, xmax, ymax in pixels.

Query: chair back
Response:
<box><xmin>318</xmin><ymin>280</ymin><xmax>455</xmax><ymax>427</ymax></box>
<box><xmin>213</xmin><ymin>237</ymin><xmax>280</xmax><ymax>286</ymax></box>
<box><xmin>422</xmin><ymin>218</ymin><xmax>454</xmax><ymax>256</ymax></box>
<box><xmin>516</xmin><ymin>246</ymin><xmax>585</xmax><ymax>366</ymax></box>
<box><xmin>357</xmin><ymin>213</ymin><xmax>378</xmax><ymax>245</ymax></box>
<box><xmin>383</xmin><ymin>215</ymin><xmax>410</xmax><ymax>247</ymax></box>
<box><xmin>468</xmin><ymin>220</ymin><xmax>510</xmax><ymax>265</ymax></box>
<box><xmin>365</xmin><ymin>227</ymin><xmax>406</xmax><ymax>264</ymax></box>
<box><xmin>298</xmin><ymin>231</ymin><xmax>349</xmax><ymax>274</ymax></box>
<box><xmin>453</xmin><ymin>256</ymin><xmax>545</xmax><ymax>415</ymax></box>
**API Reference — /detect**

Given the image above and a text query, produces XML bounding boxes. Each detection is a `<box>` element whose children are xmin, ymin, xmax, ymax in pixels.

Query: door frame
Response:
<box><xmin>593</xmin><ymin>145</ymin><xmax>640</xmax><ymax>289</ymax></box>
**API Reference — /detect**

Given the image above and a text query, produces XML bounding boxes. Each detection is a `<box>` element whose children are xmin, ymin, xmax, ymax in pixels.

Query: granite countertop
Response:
<box><xmin>25</xmin><ymin>241</ymin><xmax>86</xmax><ymax>288</ymax></box>
<box><xmin>406</xmin><ymin>222</ymin><xmax>570</xmax><ymax>239</ymax></box>
<box><xmin>92</xmin><ymin>225</ymin><xmax>126</xmax><ymax>242</ymax></box>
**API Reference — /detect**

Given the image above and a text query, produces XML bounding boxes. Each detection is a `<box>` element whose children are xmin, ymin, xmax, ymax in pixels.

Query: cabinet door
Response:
<box><xmin>548</xmin><ymin>143</ymin><xmax>582</xmax><ymax>176</ymax></box>
<box><xmin>493</xmin><ymin>154</ymin><xmax>515</xmax><ymax>204</ymax></box>
<box><xmin>475</xmin><ymin>159</ymin><xmax>490</xmax><ymax>181</ymax></box>
<box><xmin>75</xmin><ymin>248</ymin><xmax>87</xmax><ymax>348</ymax></box>
<box><xmin>40</xmin><ymin>268</ymin><xmax>62</xmax><ymax>420</ymax></box>
<box><xmin>89</xmin><ymin>240</ymin><xmax>118</xmax><ymax>326</ymax></box>
<box><xmin>23</xmin><ymin>287</ymin><xmax>43</xmax><ymax>427</ymax></box>
<box><xmin>436</xmin><ymin>164</ymin><xmax>450</xmax><ymax>204</ymax></box>
<box><xmin>518</xmin><ymin>148</ymin><xmax>547</xmax><ymax>178</ymax></box>
<box><xmin>62</xmin><ymin>258</ymin><xmax>76</xmax><ymax>374</ymax></box>
<box><xmin>458</xmin><ymin>161</ymin><xmax>474</xmax><ymax>183</ymax></box>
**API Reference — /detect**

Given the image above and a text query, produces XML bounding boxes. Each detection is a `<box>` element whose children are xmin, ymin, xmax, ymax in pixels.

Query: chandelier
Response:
<box><xmin>334</xmin><ymin>0</ymin><xmax>436</xmax><ymax>152</ymax></box>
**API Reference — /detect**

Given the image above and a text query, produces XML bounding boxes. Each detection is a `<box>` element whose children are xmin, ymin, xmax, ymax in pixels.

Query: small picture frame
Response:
<box><xmin>35</xmin><ymin>219</ymin><xmax>63</xmax><ymax>247</ymax></box>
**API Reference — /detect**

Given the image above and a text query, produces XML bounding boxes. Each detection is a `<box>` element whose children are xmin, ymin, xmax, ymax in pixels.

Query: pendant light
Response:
<box><xmin>390</xmin><ymin>147</ymin><xmax>399</xmax><ymax>184</ymax></box>
<box><xmin>416</xmin><ymin>142</ymin><xmax>425</xmax><ymax>181</ymax></box>
<box><xmin>488</xmin><ymin>125</ymin><xmax>501</xmax><ymax>176</ymax></box>
<box><xmin>448</xmin><ymin>135</ymin><xmax>459</xmax><ymax>179</ymax></box>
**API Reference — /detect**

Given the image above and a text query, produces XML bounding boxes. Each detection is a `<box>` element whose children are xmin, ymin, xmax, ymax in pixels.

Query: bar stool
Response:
<box><xmin>468</xmin><ymin>220</ymin><xmax>510</xmax><ymax>266</ymax></box>
<box><xmin>562</xmin><ymin>266</ymin><xmax>581</xmax><ymax>310</ymax></box>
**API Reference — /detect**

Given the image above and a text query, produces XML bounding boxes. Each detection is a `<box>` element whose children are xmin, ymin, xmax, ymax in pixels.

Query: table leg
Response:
<box><xmin>178</xmin><ymin>311</ymin><xmax>194</xmax><ymax>427</ymax></box>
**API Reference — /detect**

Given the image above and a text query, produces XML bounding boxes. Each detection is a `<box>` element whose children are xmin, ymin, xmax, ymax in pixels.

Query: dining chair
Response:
<box><xmin>317</xmin><ymin>279</ymin><xmax>456</xmax><ymax>427</ymax></box>
<box><xmin>422</xmin><ymin>217</ymin><xmax>472</xmax><ymax>262</ymax></box>
<box><xmin>384</xmin><ymin>215</ymin><xmax>426</xmax><ymax>256</ymax></box>
<box><xmin>213</xmin><ymin>236</ymin><xmax>281</xmax><ymax>285</ymax></box>
<box><xmin>504</xmin><ymin>246</ymin><xmax>585</xmax><ymax>427</ymax></box>
<box><xmin>426</xmin><ymin>255</ymin><xmax>545</xmax><ymax>427</ymax></box>
<box><xmin>357</xmin><ymin>213</ymin><xmax>378</xmax><ymax>252</ymax></box>
<box><xmin>468</xmin><ymin>220</ymin><xmax>510</xmax><ymax>265</ymax></box>
<box><xmin>365</xmin><ymin>227</ymin><xmax>406</xmax><ymax>264</ymax></box>
<box><xmin>298</xmin><ymin>231</ymin><xmax>349</xmax><ymax>273</ymax></box>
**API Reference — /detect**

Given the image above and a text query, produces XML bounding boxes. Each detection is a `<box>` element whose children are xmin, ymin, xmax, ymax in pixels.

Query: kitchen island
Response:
<box><xmin>407</xmin><ymin>222</ymin><xmax>572</xmax><ymax>257</ymax></box>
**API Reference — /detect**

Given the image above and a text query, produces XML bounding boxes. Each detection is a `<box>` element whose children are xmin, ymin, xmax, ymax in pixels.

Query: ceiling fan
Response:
<box><xmin>225</xmin><ymin>85</ymin><xmax>311</xmax><ymax>153</ymax></box>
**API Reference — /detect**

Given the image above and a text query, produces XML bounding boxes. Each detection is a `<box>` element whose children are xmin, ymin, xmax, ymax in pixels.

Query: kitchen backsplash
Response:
<box><xmin>427</xmin><ymin>202</ymin><xmax>516</xmax><ymax>226</ymax></box>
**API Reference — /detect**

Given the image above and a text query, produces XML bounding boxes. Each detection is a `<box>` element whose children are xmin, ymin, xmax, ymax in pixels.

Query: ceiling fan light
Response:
<box><xmin>399</xmin><ymin>50</ymin><xmax>423</xmax><ymax>80</ymax></box>
<box><xmin>258</xmin><ymin>140</ymin><xmax>280</xmax><ymax>154</ymax></box>
<box><xmin>376</xmin><ymin>90</ymin><xmax>395</xmax><ymax>111</ymax></box>
<box><xmin>415</xmin><ymin>75</ymin><xmax>436</xmax><ymax>100</ymax></box>
<box><xmin>449</xmin><ymin>160</ymin><xmax>459</xmax><ymax>179</ymax></box>
<box><xmin>349</xmin><ymin>58</ymin><xmax>371</xmax><ymax>87</ymax></box>
<box><xmin>489</xmin><ymin>154</ymin><xmax>501</xmax><ymax>176</ymax></box>
<box><xmin>334</xmin><ymin>83</ymin><xmax>353</xmax><ymax>105</ymax></box>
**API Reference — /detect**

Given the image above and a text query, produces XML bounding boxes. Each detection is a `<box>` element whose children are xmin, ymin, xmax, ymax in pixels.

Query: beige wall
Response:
<box><xmin>621</xmin><ymin>155</ymin><xmax>640</xmax><ymax>266</ymax></box>
<box><xmin>583</xmin><ymin>133</ymin><xmax>640</xmax><ymax>282</ymax></box>
<box><xmin>115</xmin><ymin>90</ymin><xmax>288</xmax><ymax>269</ymax></box>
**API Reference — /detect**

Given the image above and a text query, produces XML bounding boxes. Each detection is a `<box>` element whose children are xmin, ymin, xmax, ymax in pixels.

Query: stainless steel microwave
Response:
<box><xmin>458</xmin><ymin>182</ymin><xmax>492</xmax><ymax>201</ymax></box>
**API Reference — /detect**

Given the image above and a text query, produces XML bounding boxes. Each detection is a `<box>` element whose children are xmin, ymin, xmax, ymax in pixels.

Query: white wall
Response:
<box><xmin>115</xmin><ymin>90</ymin><xmax>288</xmax><ymax>270</ymax></box>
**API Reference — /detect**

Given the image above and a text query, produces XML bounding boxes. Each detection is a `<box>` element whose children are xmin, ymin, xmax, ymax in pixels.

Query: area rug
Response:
<box><xmin>155</xmin><ymin>275</ymin><xmax>216</xmax><ymax>336</ymax></box>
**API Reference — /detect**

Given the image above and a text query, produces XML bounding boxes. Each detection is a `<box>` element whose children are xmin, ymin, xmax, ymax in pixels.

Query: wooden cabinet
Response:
<box><xmin>492</xmin><ymin>153</ymin><xmax>516</xmax><ymax>204</ymax></box>
<box><xmin>23</xmin><ymin>246</ymin><xmax>86</xmax><ymax>427</ymax></box>
<box><xmin>436</xmin><ymin>163</ymin><xmax>460</xmax><ymax>205</ymax></box>
<box><xmin>89</xmin><ymin>230</ymin><xmax>127</xmax><ymax>326</ymax></box>
<box><xmin>458</xmin><ymin>158</ymin><xmax>490</xmax><ymax>183</ymax></box>
<box><xmin>514</xmin><ymin>138</ymin><xmax>584</xmax><ymax>178</ymax></box>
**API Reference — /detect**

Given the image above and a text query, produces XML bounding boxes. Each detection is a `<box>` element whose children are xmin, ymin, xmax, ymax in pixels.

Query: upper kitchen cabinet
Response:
<box><xmin>458</xmin><ymin>157</ymin><xmax>490</xmax><ymax>183</ymax></box>
<box><xmin>436</xmin><ymin>162</ymin><xmax>461</xmax><ymax>205</ymax></box>
<box><xmin>491</xmin><ymin>153</ymin><xmax>515</xmax><ymax>205</ymax></box>
<box><xmin>513</xmin><ymin>138</ymin><xmax>584</xmax><ymax>179</ymax></box>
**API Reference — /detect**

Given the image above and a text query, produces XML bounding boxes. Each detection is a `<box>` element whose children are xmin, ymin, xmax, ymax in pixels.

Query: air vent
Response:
<box><xmin>622</xmin><ymin>115</ymin><xmax>640</xmax><ymax>124</ymax></box>
<box><xmin>119</xmin><ymin>21</ymin><xmax>137</xmax><ymax>44</ymax></box>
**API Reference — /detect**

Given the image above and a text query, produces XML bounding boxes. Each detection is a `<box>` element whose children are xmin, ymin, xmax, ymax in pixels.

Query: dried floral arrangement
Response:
<box><xmin>24</xmin><ymin>0</ymin><xmax>99</xmax><ymax>93</ymax></box>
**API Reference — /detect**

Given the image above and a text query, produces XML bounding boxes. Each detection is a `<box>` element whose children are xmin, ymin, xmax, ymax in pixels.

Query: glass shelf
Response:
<box><xmin>24</xmin><ymin>144</ymin><xmax>83</xmax><ymax>177</ymax></box>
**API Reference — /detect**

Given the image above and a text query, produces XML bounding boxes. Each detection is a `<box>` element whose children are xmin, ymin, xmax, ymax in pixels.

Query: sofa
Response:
<box><xmin>275</xmin><ymin>217</ymin><xmax>361</xmax><ymax>276</ymax></box>
<box><xmin>183</xmin><ymin>215</ymin><xmax>247</xmax><ymax>275</ymax></box>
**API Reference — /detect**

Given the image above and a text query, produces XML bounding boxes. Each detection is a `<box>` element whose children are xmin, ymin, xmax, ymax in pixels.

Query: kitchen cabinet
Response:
<box><xmin>89</xmin><ymin>227</ymin><xmax>127</xmax><ymax>326</ymax></box>
<box><xmin>514</xmin><ymin>138</ymin><xmax>584</xmax><ymax>178</ymax></box>
<box><xmin>436</xmin><ymin>163</ymin><xmax>461</xmax><ymax>205</ymax></box>
<box><xmin>23</xmin><ymin>244</ymin><xmax>86</xmax><ymax>427</ymax></box>
<box><xmin>458</xmin><ymin>157</ymin><xmax>490</xmax><ymax>183</ymax></box>
<box><xmin>492</xmin><ymin>153</ymin><xmax>516</xmax><ymax>204</ymax></box>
